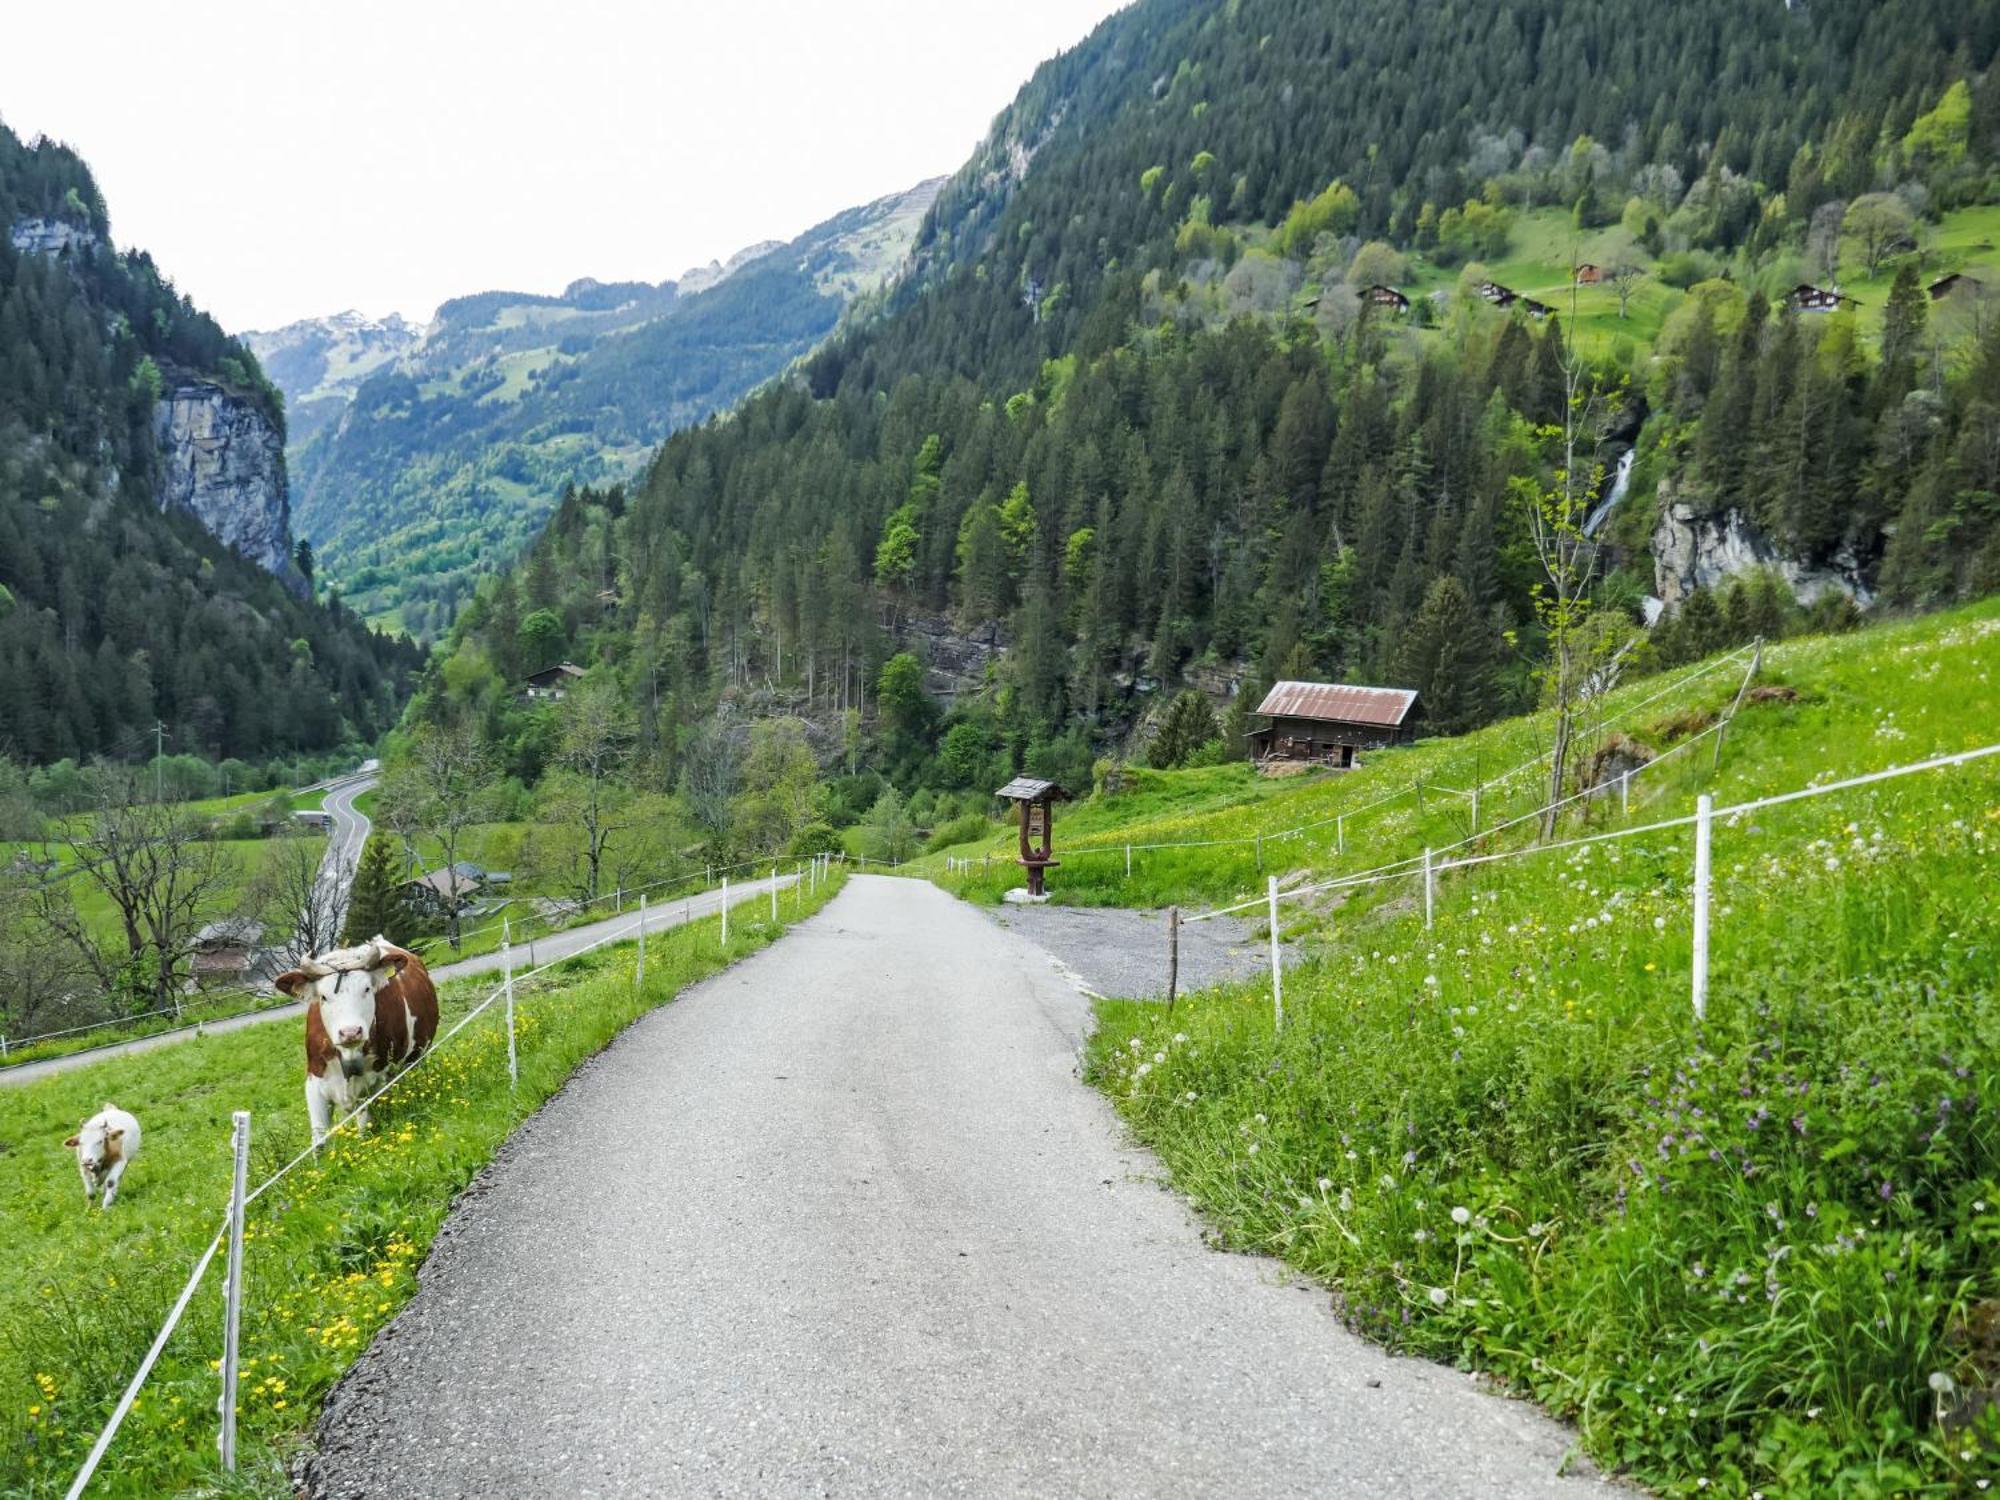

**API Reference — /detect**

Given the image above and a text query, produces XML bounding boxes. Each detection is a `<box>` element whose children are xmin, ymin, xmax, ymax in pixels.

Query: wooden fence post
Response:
<box><xmin>1423</xmin><ymin>847</ymin><xmax>1435</xmax><ymax>929</ymax></box>
<box><xmin>1125</xmin><ymin>844</ymin><xmax>1131</xmax><ymax>880</ymax></box>
<box><xmin>637</xmin><ymin>896</ymin><xmax>647</xmax><ymax>989</ymax></box>
<box><xmin>1165</xmin><ymin>906</ymin><xmax>1180</xmax><ymax>1016</ymax></box>
<box><xmin>1336</xmin><ymin>815</ymin><xmax>1344</xmax><ymax>856</ymax></box>
<box><xmin>721</xmin><ymin>876</ymin><xmax>729</xmax><ymax>947</ymax></box>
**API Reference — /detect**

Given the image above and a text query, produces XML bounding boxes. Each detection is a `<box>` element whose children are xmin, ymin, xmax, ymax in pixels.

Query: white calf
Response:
<box><xmin>65</xmin><ymin>1104</ymin><xmax>141</xmax><ymax>1209</ymax></box>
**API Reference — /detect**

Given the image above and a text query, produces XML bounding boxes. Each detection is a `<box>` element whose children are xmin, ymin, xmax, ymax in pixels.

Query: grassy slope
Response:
<box><xmin>0</xmin><ymin>867</ymin><xmax>848</xmax><ymax>1496</ymax></box>
<box><xmin>931</xmin><ymin>601</ymin><xmax>2000</xmax><ymax>1494</ymax></box>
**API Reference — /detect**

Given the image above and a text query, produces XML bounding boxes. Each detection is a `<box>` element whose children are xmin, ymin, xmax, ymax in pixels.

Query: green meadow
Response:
<box><xmin>0</xmin><ymin>868</ymin><xmax>846</xmax><ymax>1497</ymax></box>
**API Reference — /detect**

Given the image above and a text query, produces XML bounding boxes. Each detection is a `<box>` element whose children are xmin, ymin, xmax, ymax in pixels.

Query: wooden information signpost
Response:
<box><xmin>995</xmin><ymin>776</ymin><xmax>1069</xmax><ymax>897</ymax></box>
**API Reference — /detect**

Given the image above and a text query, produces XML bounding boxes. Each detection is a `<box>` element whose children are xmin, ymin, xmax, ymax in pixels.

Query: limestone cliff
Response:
<box><xmin>1652</xmin><ymin>489</ymin><xmax>1872</xmax><ymax>609</ymax></box>
<box><xmin>154</xmin><ymin>378</ymin><xmax>299</xmax><ymax>585</ymax></box>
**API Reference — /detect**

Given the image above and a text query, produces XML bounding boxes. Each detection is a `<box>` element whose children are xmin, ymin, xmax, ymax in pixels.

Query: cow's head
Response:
<box><xmin>65</xmin><ymin>1107</ymin><xmax>125</xmax><ymax>1178</ymax></box>
<box><xmin>277</xmin><ymin>938</ymin><xmax>412</xmax><ymax>1078</ymax></box>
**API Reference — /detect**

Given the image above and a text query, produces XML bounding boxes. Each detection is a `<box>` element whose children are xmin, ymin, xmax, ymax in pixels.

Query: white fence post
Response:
<box><xmin>502</xmin><ymin>919</ymin><xmax>517</xmax><ymax>1089</ymax></box>
<box><xmin>721</xmin><ymin>876</ymin><xmax>729</xmax><ymax>947</ymax></box>
<box><xmin>1125</xmin><ymin>844</ymin><xmax>1131</xmax><ymax>879</ymax></box>
<box><xmin>1423</xmin><ymin>847</ymin><xmax>1435</xmax><ymax>929</ymax></box>
<box><xmin>1336</xmin><ymin>814</ymin><xmax>1344</xmax><ymax>856</ymax></box>
<box><xmin>219</xmin><ymin>1110</ymin><xmax>250</xmax><ymax>1472</ymax></box>
<box><xmin>1692</xmin><ymin>793</ymin><xmax>1713</xmax><ymax>1020</ymax></box>
<box><xmin>771</xmin><ymin>868</ymin><xmax>778</xmax><ymax>922</ymax></box>
<box><xmin>637</xmin><ymin>896</ymin><xmax>647</xmax><ymax>989</ymax></box>
<box><xmin>796</xmin><ymin>863</ymin><xmax>803</xmax><ymax>912</ymax></box>
<box><xmin>1267</xmin><ymin>875</ymin><xmax>1284</xmax><ymax>1032</ymax></box>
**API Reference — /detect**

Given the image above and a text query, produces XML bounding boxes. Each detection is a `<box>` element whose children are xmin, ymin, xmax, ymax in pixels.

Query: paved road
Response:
<box><xmin>0</xmin><ymin>875</ymin><xmax>797</xmax><ymax>1087</ymax></box>
<box><xmin>314</xmin><ymin>770</ymin><xmax>377</xmax><ymax>942</ymax></box>
<box><xmin>302</xmin><ymin>875</ymin><xmax>1605</xmax><ymax>1499</ymax></box>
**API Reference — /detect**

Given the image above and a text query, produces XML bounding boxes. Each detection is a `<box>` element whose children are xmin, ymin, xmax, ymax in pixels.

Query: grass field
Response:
<box><xmin>0</xmin><ymin>866</ymin><xmax>847</xmax><ymax>1496</ymax></box>
<box><xmin>930</xmin><ymin>600</ymin><xmax>2000</xmax><ymax>1494</ymax></box>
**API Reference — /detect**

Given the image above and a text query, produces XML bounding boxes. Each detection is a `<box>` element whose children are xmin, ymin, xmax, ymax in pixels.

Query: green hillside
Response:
<box><xmin>420</xmin><ymin>0</ymin><xmax>2000</xmax><ymax>827</ymax></box>
<box><xmin>923</xmin><ymin>599</ymin><xmax>2000</xmax><ymax>1493</ymax></box>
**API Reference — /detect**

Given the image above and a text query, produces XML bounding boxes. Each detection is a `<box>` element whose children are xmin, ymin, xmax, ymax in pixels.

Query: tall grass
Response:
<box><xmin>0</xmin><ymin>869</ymin><xmax>847</xmax><ymax>1496</ymax></box>
<box><xmin>1054</xmin><ymin>603</ymin><xmax>2000</xmax><ymax>1494</ymax></box>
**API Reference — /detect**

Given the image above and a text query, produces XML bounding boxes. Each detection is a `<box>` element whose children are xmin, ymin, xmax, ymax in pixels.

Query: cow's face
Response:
<box><xmin>280</xmin><ymin>956</ymin><xmax>404</xmax><ymax>1077</ymax></box>
<box><xmin>65</xmin><ymin>1117</ymin><xmax>123</xmax><ymax>1177</ymax></box>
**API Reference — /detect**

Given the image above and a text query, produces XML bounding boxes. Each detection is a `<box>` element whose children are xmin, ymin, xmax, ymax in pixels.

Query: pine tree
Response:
<box><xmin>1394</xmin><ymin>575</ymin><xmax>1492</xmax><ymax>736</ymax></box>
<box><xmin>341</xmin><ymin>835</ymin><xmax>412</xmax><ymax>946</ymax></box>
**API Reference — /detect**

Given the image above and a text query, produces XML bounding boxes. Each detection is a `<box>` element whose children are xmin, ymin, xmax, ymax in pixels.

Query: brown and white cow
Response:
<box><xmin>275</xmin><ymin>936</ymin><xmax>438</xmax><ymax>1145</ymax></box>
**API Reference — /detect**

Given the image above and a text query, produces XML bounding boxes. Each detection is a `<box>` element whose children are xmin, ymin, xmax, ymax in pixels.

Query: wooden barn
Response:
<box><xmin>1929</xmin><ymin>272</ymin><xmax>1980</xmax><ymax>301</ymax></box>
<box><xmin>1785</xmin><ymin>283</ymin><xmax>1859</xmax><ymax>314</ymax></box>
<box><xmin>1477</xmin><ymin>280</ymin><xmax>1517</xmax><ymax>307</ymax></box>
<box><xmin>521</xmin><ymin>662</ymin><xmax>585</xmax><ymax>702</ymax></box>
<box><xmin>1246</xmin><ymin>681</ymin><xmax>1419</xmax><ymax>769</ymax></box>
<box><xmin>1573</xmin><ymin>263</ymin><xmax>1604</xmax><ymax>285</ymax></box>
<box><xmin>1362</xmin><ymin>284</ymin><xmax>1410</xmax><ymax>312</ymax></box>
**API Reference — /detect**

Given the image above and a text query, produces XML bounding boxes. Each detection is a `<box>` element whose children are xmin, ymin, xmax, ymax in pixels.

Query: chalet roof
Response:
<box><xmin>994</xmin><ymin>776</ymin><xmax>1068</xmax><ymax>803</ymax></box>
<box><xmin>524</xmin><ymin>662</ymin><xmax>586</xmax><ymax>686</ymax></box>
<box><xmin>405</xmin><ymin>868</ymin><xmax>482</xmax><ymax>898</ymax></box>
<box><xmin>1930</xmin><ymin>272</ymin><xmax>1978</xmax><ymax>298</ymax></box>
<box><xmin>1362</xmin><ymin>284</ymin><xmax>1409</xmax><ymax>304</ymax></box>
<box><xmin>1254</xmin><ymin>681</ymin><xmax>1418</xmax><ymax>728</ymax></box>
<box><xmin>195</xmin><ymin>918</ymin><xmax>263</xmax><ymax>949</ymax></box>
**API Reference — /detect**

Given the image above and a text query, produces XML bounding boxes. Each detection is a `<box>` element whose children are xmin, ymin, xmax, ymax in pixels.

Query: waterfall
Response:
<box><xmin>1583</xmin><ymin>449</ymin><xmax>1635</xmax><ymax>538</ymax></box>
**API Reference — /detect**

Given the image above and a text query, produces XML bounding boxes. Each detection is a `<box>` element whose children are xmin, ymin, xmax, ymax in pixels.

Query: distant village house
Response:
<box><xmin>1247</xmin><ymin>682</ymin><xmax>1419</xmax><ymax>770</ymax></box>
<box><xmin>521</xmin><ymin>662</ymin><xmax>585</xmax><ymax>702</ymax></box>
<box><xmin>1785</xmin><ymin>284</ymin><xmax>1859</xmax><ymax>314</ymax></box>
<box><xmin>192</xmin><ymin>919</ymin><xmax>264</xmax><ymax>987</ymax></box>
<box><xmin>1573</xmin><ymin>263</ymin><xmax>1604</xmax><ymax>285</ymax></box>
<box><xmin>1362</xmin><ymin>284</ymin><xmax>1410</xmax><ymax>312</ymax></box>
<box><xmin>1929</xmin><ymin>272</ymin><xmax>1980</xmax><ymax>301</ymax></box>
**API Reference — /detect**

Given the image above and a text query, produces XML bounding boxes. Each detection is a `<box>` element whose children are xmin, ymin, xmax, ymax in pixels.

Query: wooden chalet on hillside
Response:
<box><xmin>1362</xmin><ymin>284</ymin><xmax>1410</xmax><ymax>312</ymax></box>
<box><xmin>1573</xmin><ymin>263</ymin><xmax>1604</xmax><ymax>285</ymax></box>
<box><xmin>1785</xmin><ymin>283</ymin><xmax>1859</xmax><ymax>314</ymax></box>
<box><xmin>1247</xmin><ymin>681</ymin><xmax>1419</xmax><ymax>769</ymax></box>
<box><xmin>1930</xmin><ymin>272</ymin><xmax>1981</xmax><ymax>301</ymax></box>
<box><xmin>521</xmin><ymin>662</ymin><xmax>585</xmax><ymax>702</ymax></box>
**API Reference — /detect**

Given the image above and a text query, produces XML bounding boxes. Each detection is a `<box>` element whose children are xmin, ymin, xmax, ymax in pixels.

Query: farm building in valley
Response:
<box><xmin>1573</xmin><ymin>263</ymin><xmax>1604</xmax><ymax>284</ymax></box>
<box><xmin>1362</xmin><ymin>284</ymin><xmax>1410</xmax><ymax>311</ymax></box>
<box><xmin>1246</xmin><ymin>681</ymin><xmax>1419</xmax><ymax>769</ymax></box>
<box><xmin>192</xmin><ymin>919</ymin><xmax>265</xmax><ymax>987</ymax></box>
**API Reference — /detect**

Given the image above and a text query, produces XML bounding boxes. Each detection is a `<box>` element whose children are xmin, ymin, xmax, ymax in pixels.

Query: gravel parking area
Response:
<box><xmin>983</xmin><ymin>900</ymin><xmax>1291</xmax><ymax>999</ymax></box>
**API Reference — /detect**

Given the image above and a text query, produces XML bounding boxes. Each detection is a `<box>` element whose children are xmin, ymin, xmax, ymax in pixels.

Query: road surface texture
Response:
<box><xmin>302</xmin><ymin>875</ymin><xmax>1605</xmax><ymax>1499</ymax></box>
<box><xmin>0</xmin><ymin>875</ymin><xmax>796</xmax><ymax>1086</ymax></box>
<box><xmin>314</xmin><ymin>770</ymin><xmax>377</xmax><ymax>940</ymax></box>
<box><xmin>984</xmin><ymin>901</ymin><xmax>1289</xmax><ymax>999</ymax></box>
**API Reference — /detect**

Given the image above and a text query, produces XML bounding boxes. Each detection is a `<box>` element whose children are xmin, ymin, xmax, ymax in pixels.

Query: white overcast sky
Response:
<box><xmin>0</xmin><ymin>1</ymin><xmax>1128</xmax><ymax>333</ymax></box>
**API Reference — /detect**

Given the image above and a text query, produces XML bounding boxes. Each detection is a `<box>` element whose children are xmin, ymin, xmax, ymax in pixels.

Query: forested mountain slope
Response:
<box><xmin>425</xmin><ymin>0</ymin><xmax>2000</xmax><ymax>804</ymax></box>
<box><xmin>0</xmin><ymin>123</ymin><xmax>422</xmax><ymax>767</ymax></box>
<box><xmin>259</xmin><ymin>179</ymin><xmax>940</xmax><ymax>639</ymax></box>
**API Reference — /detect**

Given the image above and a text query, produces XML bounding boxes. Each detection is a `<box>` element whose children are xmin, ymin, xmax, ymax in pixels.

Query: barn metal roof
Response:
<box><xmin>1253</xmin><ymin>681</ymin><xmax>1418</xmax><ymax>727</ymax></box>
<box><xmin>995</xmin><ymin>776</ymin><xmax>1067</xmax><ymax>802</ymax></box>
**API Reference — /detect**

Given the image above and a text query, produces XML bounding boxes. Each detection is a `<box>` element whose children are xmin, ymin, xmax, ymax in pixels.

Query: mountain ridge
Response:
<box><xmin>246</xmin><ymin>177</ymin><xmax>944</xmax><ymax>637</ymax></box>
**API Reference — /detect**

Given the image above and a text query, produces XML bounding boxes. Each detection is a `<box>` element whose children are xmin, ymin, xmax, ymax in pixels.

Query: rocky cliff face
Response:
<box><xmin>154</xmin><ymin>379</ymin><xmax>297</xmax><ymax>584</ymax></box>
<box><xmin>8</xmin><ymin>216</ymin><xmax>97</xmax><ymax>255</ymax></box>
<box><xmin>1652</xmin><ymin>492</ymin><xmax>1872</xmax><ymax>608</ymax></box>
